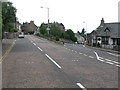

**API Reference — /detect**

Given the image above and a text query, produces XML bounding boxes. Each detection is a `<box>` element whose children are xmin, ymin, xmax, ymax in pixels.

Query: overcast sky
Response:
<box><xmin>9</xmin><ymin>0</ymin><xmax>119</xmax><ymax>33</ymax></box>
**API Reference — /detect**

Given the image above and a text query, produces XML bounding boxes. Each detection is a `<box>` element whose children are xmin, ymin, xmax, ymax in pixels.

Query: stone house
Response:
<box><xmin>21</xmin><ymin>21</ymin><xmax>38</xmax><ymax>33</ymax></box>
<box><xmin>88</xmin><ymin>18</ymin><xmax>120</xmax><ymax>50</ymax></box>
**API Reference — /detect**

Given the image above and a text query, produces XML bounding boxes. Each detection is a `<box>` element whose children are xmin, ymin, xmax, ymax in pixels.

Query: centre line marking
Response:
<box><xmin>75</xmin><ymin>51</ymin><xmax>77</xmax><ymax>53</ymax></box>
<box><xmin>33</xmin><ymin>43</ymin><xmax>36</xmax><ymax>46</ymax></box>
<box><xmin>37</xmin><ymin>47</ymin><xmax>43</xmax><ymax>51</ymax></box>
<box><xmin>79</xmin><ymin>53</ymin><xmax>82</xmax><ymax>54</ymax></box>
<box><xmin>77</xmin><ymin>83</ymin><xmax>87</xmax><ymax>90</ymax></box>
<box><xmin>83</xmin><ymin>54</ymin><xmax>87</xmax><ymax>56</ymax></box>
<box><xmin>89</xmin><ymin>56</ymin><xmax>94</xmax><ymax>58</ymax></box>
<box><xmin>45</xmin><ymin>54</ymin><xmax>61</xmax><ymax>69</ymax></box>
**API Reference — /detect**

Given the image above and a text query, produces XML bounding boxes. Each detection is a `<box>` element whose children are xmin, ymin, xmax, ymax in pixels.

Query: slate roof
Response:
<box><xmin>96</xmin><ymin>22</ymin><xmax>120</xmax><ymax>38</ymax></box>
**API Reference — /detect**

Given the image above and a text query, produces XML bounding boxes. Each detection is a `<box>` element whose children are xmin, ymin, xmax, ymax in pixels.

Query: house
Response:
<box><xmin>41</xmin><ymin>22</ymin><xmax>65</xmax><ymax>31</ymax></box>
<box><xmin>16</xmin><ymin>21</ymin><xmax>22</xmax><ymax>32</ymax></box>
<box><xmin>75</xmin><ymin>33</ymin><xmax>85</xmax><ymax>44</ymax></box>
<box><xmin>88</xmin><ymin>18</ymin><xmax>120</xmax><ymax>50</ymax></box>
<box><xmin>21</xmin><ymin>21</ymin><xmax>38</xmax><ymax>33</ymax></box>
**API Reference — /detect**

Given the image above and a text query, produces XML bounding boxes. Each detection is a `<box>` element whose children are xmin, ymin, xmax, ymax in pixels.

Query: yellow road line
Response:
<box><xmin>0</xmin><ymin>42</ymin><xmax>15</xmax><ymax>64</ymax></box>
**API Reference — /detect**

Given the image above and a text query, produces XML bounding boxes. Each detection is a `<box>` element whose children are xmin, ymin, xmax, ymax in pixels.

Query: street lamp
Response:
<box><xmin>83</xmin><ymin>21</ymin><xmax>87</xmax><ymax>44</ymax></box>
<box><xmin>41</xmin><ymin>6</ymin><xmax>50</xmax><ymax>34</ymax></box>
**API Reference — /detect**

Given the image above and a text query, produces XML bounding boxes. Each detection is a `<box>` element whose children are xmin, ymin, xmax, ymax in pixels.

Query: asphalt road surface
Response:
<box><xmin>2</xmin><ymin>35</ymin><xmax>119</xmax><ymax>89</ymax></box>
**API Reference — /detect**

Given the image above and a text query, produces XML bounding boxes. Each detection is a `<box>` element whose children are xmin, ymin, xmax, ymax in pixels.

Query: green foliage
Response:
<box><xmin>2</xmin><ymin>1</ymin><xmax>17</xmax><ymax>33</ymax></box>
<box><xmin>50</xmin><ymin>23</ymin><xmax>62</xmax><ymax>37</ymax></box>
<box><xmin>39</xmin><ymin>24</ymin><xmax>47</xmax><ymax>35</ymax></box>
<box><xmin>10</xmin><ymin>28</ymin><xmax>18</xmax><ymax>32</ymax></box>
<box><xmin>55</xmin><ymin>36</ymin><xmax>60</xmax><ymax>41</ymax></box>
<box><xmin>39</xmin><ymin>22</ymin><xmax>77</xmax><ymax>42</ymax></box>
<box><xmin>29</xmin><ymin>31</ymin><xmax>34</xmax><ymax>35</ymax></box>
<box><xmin>65</xmin><ymin>29</ymin><xmax>77</xmax><ymax>42</ymax></box>
<box><xmin>79</xmin><ymin>28</ymin><xmax>86</xmax><ymax>39</ymax></box>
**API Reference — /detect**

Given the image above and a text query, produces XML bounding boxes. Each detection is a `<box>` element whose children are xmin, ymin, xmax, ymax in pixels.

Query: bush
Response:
<box><xmin>10</xmin><ymin>28</ymin><xmax>18</xmax><ymax>32</ymax></box>
<box><xmin>29</xmin><ymin>31</ymin><xmax>34</xmax><ymax>34</ymax></box>
<box><xmin>55</xmin><ymin>36</ymin><xmax>60</xmax><ymax>41</ymax></box>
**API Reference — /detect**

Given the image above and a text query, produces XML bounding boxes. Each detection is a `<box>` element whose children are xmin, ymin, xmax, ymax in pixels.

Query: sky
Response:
<box><xmin>9</xmin><ymin>0</ymin><xmax>119</xmax><ymax>33</ymax></box>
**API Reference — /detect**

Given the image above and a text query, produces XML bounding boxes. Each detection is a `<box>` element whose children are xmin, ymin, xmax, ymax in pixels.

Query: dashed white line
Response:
<box><xmin>83</xmin><ymin>45</ymin><xmax>85</xmax><ymax>47</ymax></box>
<box><xmin>37</xmin><ymin>47</ymin><xmax>43</xmax><ymax>51</ymax></box>
<box><xmin>77</xmin><ymin>83</ymin><xmax>87</xmax><ymax>90</ymax></box>
<box><xmin>75</xmin><ymin>51</ymin><xmax>78</xmax><ymax>53</ymax></box>
<box><xmin>45</xmin><ymin>54</ymin><xmax>61</xmax><ymax>69</ymax></box>
<box><xmin>33</xmin><ymin>43</ymin><xmax>36</xmax><ymax>46</ymax></box>
<box><xmin>83</xmin><ymin>54</ymin><xmax>87</xmax><ymax>56</ymax></box>
<box><xmin>89</xmin><ymin>56</ymin><xmax>94</xmax><ymax>58</ymax></box>
<box><xmin>115</xmin><ymin>65</ymin><xmax>120</xmax><ymax>67</ymax></box>
<box><xmin>79</xmin><ymin>53</ymin><xmax>82</xmax><ymax>55</ymax></box>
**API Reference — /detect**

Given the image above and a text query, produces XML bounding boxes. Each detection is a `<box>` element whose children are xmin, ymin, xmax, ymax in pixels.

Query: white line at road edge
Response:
<box><xmin>37</xmin><ymin>47</ymin><xmax>43</xmax><ymax>51</ymax></box>
<box><xmin>77</xmin><ymin>83</ymin><xmax>87</xmax><ymax>90</ymax></box>
<box><xmin>107</xmin><ymin>52</ymin><xmax>120</xmax><ymax>57</ymax></box>
<box><xmin>45</xmin><ymin>54</ymin><xmax>62</xmax><ymax>69</ymax></box>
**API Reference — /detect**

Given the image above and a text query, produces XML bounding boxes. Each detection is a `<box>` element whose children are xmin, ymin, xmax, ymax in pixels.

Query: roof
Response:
<box><xmin>96</xmin><ymin>22</ymin><xmax>120</xmax><ymax>38</ymax></box>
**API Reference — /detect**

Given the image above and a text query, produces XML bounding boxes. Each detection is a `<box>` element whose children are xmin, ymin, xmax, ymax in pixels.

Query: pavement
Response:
<box><xmin>2</xmin><ymin>39</ymin><xmax>15</xmax><ymax>56</ymax></box>
<box><xmin>2</xmin><ymin>35</ymin><xmax>119</xmax><ymax>89</ymax></box>
<box><xmin>86</xmin><ymin>45</ymin><xmax>119</xmax><ymax>54</ymax></box>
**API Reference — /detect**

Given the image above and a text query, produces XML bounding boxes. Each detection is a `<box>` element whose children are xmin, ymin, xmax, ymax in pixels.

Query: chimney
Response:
<box><xmin>100</xmin><ymin>18</ymin><xmax>104</xmax><ymax>26</ymax></box>
<box><xmin>30</xmin><ymin>21</ymin><xmax>34</xmax><ymax>24</ymax></box>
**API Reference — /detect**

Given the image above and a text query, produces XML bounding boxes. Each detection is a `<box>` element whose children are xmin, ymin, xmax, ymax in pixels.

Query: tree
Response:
<box><xmin>2</xmin><ymin>1</ymin><xmax>17</xmax><ymax>32</ymax></box>
<box><xmin>65</xmin><ymin>29</ymin><xmax>77</xmax><ymax>42</ymax></box>
<box><xmin>39</xmin><ymin>23</ymin><xmax>47</xmax><ymax>35</ymax></box>
<box><xmin>49</xmin><ymin>22</ymin><xmax>62</xmax><ymax>37</ymax></box>
<box><xmin>80</xmin><ymin>28</ymin><xmax>86</xmax><ymax>39</ymax></box>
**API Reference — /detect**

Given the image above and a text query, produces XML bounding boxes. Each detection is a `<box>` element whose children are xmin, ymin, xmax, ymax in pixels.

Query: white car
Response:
<box><xmin>18</xmin><ymin>32</ymin><xmax>24</xmax><ymax>38</ymax></box>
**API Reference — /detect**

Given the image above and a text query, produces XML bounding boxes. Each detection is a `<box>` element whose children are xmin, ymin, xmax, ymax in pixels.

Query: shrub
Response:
<box><xmin>55</xmin><ymin>36</ymin><xmax>60</xmax><ymax>41</ymax></box>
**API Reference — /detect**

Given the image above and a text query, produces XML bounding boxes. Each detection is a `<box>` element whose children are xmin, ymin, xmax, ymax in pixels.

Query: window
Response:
<box><xmin>102</xmin><ymin>37</ymin><xmax>109</xmax><ymax>45</ymax></box>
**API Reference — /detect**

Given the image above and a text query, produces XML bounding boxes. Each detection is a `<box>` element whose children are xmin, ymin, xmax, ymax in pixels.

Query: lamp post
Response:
<box><xmin>41</xmin><ymin>6</ymin><xmax>50</xmax><ymax>34</ymax></box>
<box><xmin>83</xmin><ymin>21</ymin><xmax>87</xmax><ymax>45</ymax></box>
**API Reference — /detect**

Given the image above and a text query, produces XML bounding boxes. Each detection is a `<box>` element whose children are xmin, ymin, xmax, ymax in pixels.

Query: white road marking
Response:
<box><xmin>107</xmin><ymin>52</ymin><xmax>120</xmax><ymax>57</ymax></box>
<box><xmin>105</xmin><ymin>62</ymin><xmax>114</xmax><ymax>65</ymax></box>
<box><xmin>75</xmin><ymin>51</ymin><xmax>78</xmax><ymax>53</ymax></box>
<box><xmin>98</xmin><ymin>59</ymin><xmax>105</xmax><ymax>62</ymax></box>
<box><xmin>89</xmin><ymin>56</ymin><xmax>94</xmax><ymax>58</ymax></box>
<box><xmin>45</xmin><ymin>54</ymin><xmax>61</xmax><ymax>69</ymax></box>
<box><xmin>83</xmin><ymin>54</ymin><xmax>87</xmax><ymax>56</ymax></box>
<box><xmin>94</xmin><ymin>51</ymin><xmax>100</xmax><ymax>60</ymax></box>
<box><xmin>37</xmin><ymin>47</ymin><xmax>43</xmax><ymax>51</ymax></box>
<box><xmin>33</xmin><ymin>43</ymin><xmax>36</xmax><ymax>46</ymax></box>
<box><xmin>77</xmin><ymin>83</ymin><xmax>87</xmax><ymax>90</ymax></box>
<box><xmin>79</xmin><ymin>53</ymin><xmax>82</xmax><ymax>54</ymax></box>
<box><xmin>115</xmin><ymin>65</ymin><xmax>120</xmax><ymax>67</ymax></box>
<box><xmin>83</xmin><ymin>45</ymin><xmax>85</xmax><ymax>47</ymax></box>
<box><xmin>94</xmin><ymin>51</ymin><xmax>120</xmax><ymax>67</ymax></box>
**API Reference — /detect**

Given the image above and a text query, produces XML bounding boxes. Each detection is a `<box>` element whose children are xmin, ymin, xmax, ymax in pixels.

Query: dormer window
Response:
<box><xmin>104</xmin><ymin>27</ymin><xmax>110</xmax><ymax>32</ymax></box>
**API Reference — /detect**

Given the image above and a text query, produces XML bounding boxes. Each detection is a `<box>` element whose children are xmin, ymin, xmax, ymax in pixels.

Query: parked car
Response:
<box><xmin>18</xmin><ymin>32</ymin><xmax>24</xmax><ymax>38</ymax></box>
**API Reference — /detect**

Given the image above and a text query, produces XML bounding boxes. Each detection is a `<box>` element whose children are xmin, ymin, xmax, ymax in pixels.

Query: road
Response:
<box><xmin>2</xmin><ymin>35</ymin><xmax>119</xmax><ymax>89</ymax></box>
